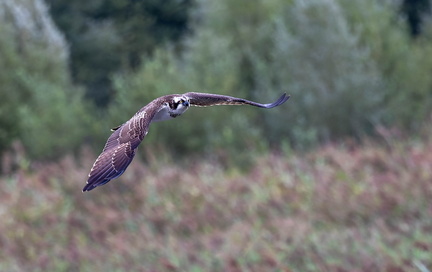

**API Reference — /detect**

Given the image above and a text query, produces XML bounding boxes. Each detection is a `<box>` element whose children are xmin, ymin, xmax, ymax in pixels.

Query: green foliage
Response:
<box><xmin>17</xmin><ymin>76</ymin><xmax>92</xmax><ymax>159</ymax></box>
<box><xmin>0</xmin><ymin>0</ymin><xmax>98</xmax><ymax>159</ymax></box>
<box><xmin>0</xmin><ymin>23</ymin><xmax>24</xmax><ymax>153</ymax></box>
<box><xmin>110</xmin><ymin>0</ymin><xmax>432</xmax><ymax>155</ymax></box>
<box><xmin>340</xmin><ymin>0</ymin><xmax>432</xmax><ymax>130</ymax></box>
<box><xmin>249</xmin><ymin>0</ymin><xmax>389</xmax><ymax>147</ymax></box>
<box><xmin>2</xmin><ymin>0</ymin><xmax>432</xmax><ymax>160</ymax></box>
<box><xmin>46</xmin><ymin>0</ymin><xmax>194</xmax><ymax>107</ymax></box>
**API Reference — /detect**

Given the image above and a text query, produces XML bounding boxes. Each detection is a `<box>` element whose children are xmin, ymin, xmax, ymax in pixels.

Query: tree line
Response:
<box><xmin>0</xmin><ymin>0</ymin><xmax>431</xmax><ymax>162</ymax></box>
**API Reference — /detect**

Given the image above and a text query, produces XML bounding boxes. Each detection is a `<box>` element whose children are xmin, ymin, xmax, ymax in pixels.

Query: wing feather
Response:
<box><xmin>83</xmin><ymin>143</ymin><xmax>136</xmax><ymax>191</ymax></box>
<box><xmin>184</xmin><ymin>92</ymin><xmax>289</xmax><ymax>108</ymax></box>
<box><xmin>102</xmin><ymin>126</ymin><xmax>122</xmax><ymax>152</ymax></box>
<box><xmin>83</xmin><ymin>97</ymin><xmax>169</xmax><ymax>192</ymax></box>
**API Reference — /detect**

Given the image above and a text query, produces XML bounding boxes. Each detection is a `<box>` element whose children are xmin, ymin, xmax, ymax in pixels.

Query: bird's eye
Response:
<box><xmin>172</xmin><ymin>98</ymin><xmax>188</xmax><ymax>109</ymax></box>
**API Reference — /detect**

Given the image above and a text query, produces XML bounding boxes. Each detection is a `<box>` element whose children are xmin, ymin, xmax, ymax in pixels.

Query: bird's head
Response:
<box><xmin>167</xmin><ymin>95</ymin><xmax>190</xmax><ymax>117</ymax></box>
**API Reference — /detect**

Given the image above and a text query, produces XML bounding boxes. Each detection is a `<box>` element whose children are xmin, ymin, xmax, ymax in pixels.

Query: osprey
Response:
<box><xmin>83</xmin><ymin>92</ymin><xmax>290</xmax><ymax>191</ymax></box>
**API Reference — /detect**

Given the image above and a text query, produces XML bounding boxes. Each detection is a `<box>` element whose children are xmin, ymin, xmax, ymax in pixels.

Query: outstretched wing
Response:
<box><xmin>83</xmin><ymin>142</ymin><xmax>136</xmax><ymax>191</ymax></box>
<box><xmin>184</xmin><ymin>92</ymin><xmax>289</xmax><ymax>108</ymax></box>
<box><xmin>83</xmin><ymin>99</ymin><xmax>166</xmax><ymax>192</ymax></box>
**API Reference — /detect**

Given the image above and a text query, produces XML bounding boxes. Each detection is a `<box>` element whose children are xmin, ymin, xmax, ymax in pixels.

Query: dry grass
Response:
<box><xmin>0</xmin><ymin>136</ymin><xmax>431</xmax><ymax>271</ymax></box>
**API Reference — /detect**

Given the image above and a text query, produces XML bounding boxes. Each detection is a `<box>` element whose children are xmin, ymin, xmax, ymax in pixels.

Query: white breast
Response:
<box><xmin>151</xmin><ymin>106</ymin><xmax>172</xmax><ymax>123</ymax></box>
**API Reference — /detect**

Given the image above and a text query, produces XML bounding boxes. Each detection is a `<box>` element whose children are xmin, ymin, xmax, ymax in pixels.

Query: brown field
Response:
<box><xmin>1</xmin><ymin>135</ymin><xmax>431</xmax><ymax>271</ymax></box>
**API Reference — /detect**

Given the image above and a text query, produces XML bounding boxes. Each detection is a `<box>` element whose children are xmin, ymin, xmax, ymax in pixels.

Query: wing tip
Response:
<box><xmin>83</xmin><ymin>175</ymin><xmax>114</xmax><ymax>192</ymax></box>
<box><xmin>280</xmin><ymin>93</ymin><xmax>290</xmax><ymax>105</ymax></box>
<box><xmin>82</xmin><ymin>183</ymin><xmax>94</xmax><ymax>192</ymax></box>
<box><xmin>266</xmin><ymin>92</ymin><xmax>290</xmax><ymax>108</ymax></box>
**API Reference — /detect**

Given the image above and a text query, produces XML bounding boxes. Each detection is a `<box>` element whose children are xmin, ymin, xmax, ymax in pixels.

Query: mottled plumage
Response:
<box><xmin>83</xmin><ymin>92</ymin><xmax>289</xmax><ymax>191</ymax></box>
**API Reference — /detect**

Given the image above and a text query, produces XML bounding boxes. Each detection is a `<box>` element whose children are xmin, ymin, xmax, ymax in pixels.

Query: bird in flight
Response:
<box><xmin>83</xmin><ymin>92</ymin><xmax>290</xmax><ymax>191</ymax></box>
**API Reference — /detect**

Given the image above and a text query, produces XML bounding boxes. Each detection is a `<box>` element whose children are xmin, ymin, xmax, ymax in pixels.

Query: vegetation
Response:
<box><xmin>0</xmin><ymin>0</ymin><xmax>92</xmax><ymax>159</ymax></box>
<box><xmin>1</xmin><ymin>130</ymin><xmax>431</xmax><ymax>271</ymax></box>
<box><xmin>1</xmin><ymin>0</ymin><xmax>432</xmax><ymax>270</ymax></box>
<box><xmin>1</xmin><ymin>0</ymin><xmax>432</xmax><ymax>158</ymax></box>
<box><xmin>46</xmin><ymin>0</ymin><xmax>194</xmax><ymax>107</ymax></box>
<box><xmin>109</xmin><ymin>0</ymin><xmax>432</xmax><ymax>154</ymax></box>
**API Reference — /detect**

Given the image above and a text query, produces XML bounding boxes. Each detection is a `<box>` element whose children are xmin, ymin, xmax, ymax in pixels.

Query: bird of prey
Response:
<box><xmin>83</xmin><ymin>92</ymin><xmax>290</xmax><ymax>191</ymax></box>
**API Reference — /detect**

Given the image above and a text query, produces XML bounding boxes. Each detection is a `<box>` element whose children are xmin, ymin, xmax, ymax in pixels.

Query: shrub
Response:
<box><xmin>18</xmin><ymin>76</ymin><xmax>93</xmax><ymax>159</ymax></box>
<box><xmin>0</xmin><ymin>0</ymin><xmax>98</xmax><ymax>159</ymax></box>
<box><xmin>340</xmin><ymin>0</ymin><xmax>432</xmax><ymax>130</ymax></box>
<box><xmin>251</xmin><ymin>0</ymin><xmax>387</xmax><ymax>147</ymax></box>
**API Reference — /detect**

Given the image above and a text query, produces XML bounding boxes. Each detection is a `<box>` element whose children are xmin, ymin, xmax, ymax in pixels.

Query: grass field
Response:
<box><xmin>1</xmin><ymin>134</ymin><xmax>431</xmax><ymax>271</ymax></box>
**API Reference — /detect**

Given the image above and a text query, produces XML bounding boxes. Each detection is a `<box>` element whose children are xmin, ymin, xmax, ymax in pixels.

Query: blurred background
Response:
<box><xmin>0</xmin><ymin>0</ymin><xmax>431</xmax><ymax>271</ymax></box>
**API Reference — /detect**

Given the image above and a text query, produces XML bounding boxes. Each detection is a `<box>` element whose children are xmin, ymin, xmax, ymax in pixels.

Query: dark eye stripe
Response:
<box><xmin>170</xmin><ymin>102</ymin><xmax>179</xmax><ymax>109</ymax></box>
